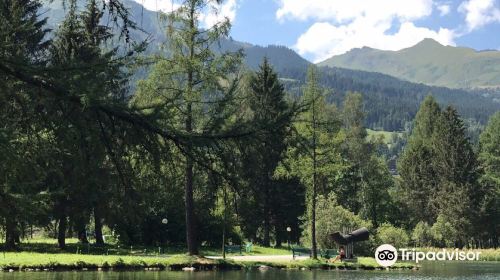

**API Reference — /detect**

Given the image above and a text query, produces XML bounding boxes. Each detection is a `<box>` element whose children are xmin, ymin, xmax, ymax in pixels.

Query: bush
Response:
<box><xmin>376</xmin><ymin>223</ymin><xmax>409</xmax><ymax>248</ymax></box>
<box><xmin>412</xmin><ymin>221</ymin><xmax>433</xmax><ymax>247</ymax></box>
<box><xmin>431</xmin><ymin>214</ymin><xmax>458</xmax><ymax>247</ymax></box>
<box><xmin>301</xmin><ymin>193</ymin><xmax>373</xmax><ymax>255</ymax></box>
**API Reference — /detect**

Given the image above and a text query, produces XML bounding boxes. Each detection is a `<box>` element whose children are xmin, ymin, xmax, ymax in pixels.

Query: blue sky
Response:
<box><xmin>136</xmin><ymin>0</ymin><xmax>500</xmax><ymax>62</ymax></box>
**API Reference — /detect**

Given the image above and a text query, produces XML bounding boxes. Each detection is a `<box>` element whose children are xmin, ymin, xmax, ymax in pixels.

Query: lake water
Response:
<box><xmin>1</xmin><ymin>262</ymin><xmax>499</xmax><ymax>279</ymax></box>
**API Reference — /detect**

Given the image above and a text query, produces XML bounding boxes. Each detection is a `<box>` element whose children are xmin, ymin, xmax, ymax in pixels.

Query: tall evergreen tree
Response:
<box><xmin>239</xmin><ymin>58</ymin><xmax>292</xmax><ymax>246</ymax></box>
<box><xmin>0</xmin><ymin>0</ymin><xmax>50</xmax><ymax>249</ymax></box>
<box><xmin>478</xmin><ymin>112</ymin><xmax>500</xmax><ymax>247</ymax></box>
<box><xmin>398</xmin><ymin>96</ymin><xmax>442</xmax><ymax>225</ymax></box>
<box><xmin>133</xmin><ymin>0</ymin><xmax>243</xmax><ymax>255</ymax></box>
<box><xmin>277</xmin><ymin>66</ymin><xmax>344</xmax><ymax>258</ymax></box>
<box><xmin>431</xmin><ymin>106</ymin><xmax>480</xmax><ymax>245</ymax></box>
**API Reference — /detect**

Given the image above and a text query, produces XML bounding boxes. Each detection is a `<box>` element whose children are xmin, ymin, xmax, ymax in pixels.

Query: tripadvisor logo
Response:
<box><xmin>375</xmin><ymin>244</ymin><xmax>398</xmax><ymax>267</ymax></box>
<box><xmin>375</xmin><ymin>244</ymin><xmax>482</xmax><ymax>267</ymax></box>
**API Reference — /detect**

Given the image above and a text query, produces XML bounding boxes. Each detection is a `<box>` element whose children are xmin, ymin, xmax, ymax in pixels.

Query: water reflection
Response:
<box><xmin>0</xmin><ymin>262</ymin><xmax>499</xmax><ymax>280</ymax></box>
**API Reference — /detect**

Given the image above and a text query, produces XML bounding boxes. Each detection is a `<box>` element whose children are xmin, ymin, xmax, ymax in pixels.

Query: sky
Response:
<box><xmin>134</xmin><ymin>0</ymin><xmax>500</xmax><ymax>63</ymax></box>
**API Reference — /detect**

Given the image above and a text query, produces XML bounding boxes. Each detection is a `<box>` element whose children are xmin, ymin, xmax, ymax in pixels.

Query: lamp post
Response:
<box><xmin>286</xmin><ymin>227</ymin><xmax>292</xmax><ymax>250</ymax></box>
<box><xmin>161</xmin><ymin>218</ymin><xmax>168</xmax><ymax>252</ymax></box>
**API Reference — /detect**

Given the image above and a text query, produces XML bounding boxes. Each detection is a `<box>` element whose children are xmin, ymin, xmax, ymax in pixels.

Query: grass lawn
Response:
<box><xmin>0</xmin><ymin>251</ymin><xmax>417</xmax><ymax>271</ymax></box>
<box><xmin>14</xmin><ymin>238</ymin><xmax>291</xmax><ymax>257</ymax></box>
<box><xmin>0</xmin><ymin>238</ymin><xmax>421</xmax><ymax>271</ymax></box>
<box><xmin>367</xmin><ymin>129</ymin><xmax>404</xmax><ymax>144</ymax></box>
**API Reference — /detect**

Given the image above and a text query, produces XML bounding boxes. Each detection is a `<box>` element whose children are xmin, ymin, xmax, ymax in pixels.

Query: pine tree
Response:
<box><xmin>277</xmin><ymin>65</ymin><xmax>344</xmax><ymax>258</ymax></box>
<box><xmin>240</xmin><ymin>57</ymin><xmax>292</xmax><ymax>247</ymax></box>
<box><xmin>47</xmin><ymin>0</ymin><xmax>129</xmax><ymax>248</ymax></box>
<box><xmin>398</xmin><ymin>96</ymin><xmax>442</xmax><ymax>225</ymax></box>
<box><xmin>133</xmin><ymin>0</ymin><xmax>243</xmax><ymax>255</ymax></box>
<box><xmin>478</xmin><ymin>112</ymin><xmax>500</xmax><ymax>247</ymax></box>
<box><xmin>0</xmin><ymin>0</ymin><xmax>50</xmax><ymax>250</ymax></box>
<box><xmin>431</xmin><ymin>106</ymin><xmax>480</xmax><ymax>245</ymax></box>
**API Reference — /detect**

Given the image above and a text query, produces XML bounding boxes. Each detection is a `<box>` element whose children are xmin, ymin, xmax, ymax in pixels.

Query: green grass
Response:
<box><xmin>0</xmin><ymin>252</ymin><xmax>416</xmax><ymax>271</ymax></box>
<box><xmin>12</xmin><ymin>237</ymin><xmax>291</xmax><ymax>257</ymax></box>
<box><xmin>0</xmin><ymin>238</ymin><xmax>421</xmax><ymax>271</ymax></box>
<box><xmin>226</xmin><ymin>257</ymin><xmax>416</xmax><ymax>270</ymax></box>
<box><xmin>0</xmin><ymin>252</ymin><xmax>232</xmax><ymax>271</ymax></box>
<box><xmin>367</xmin><ymin>129</ymin><xmax>403</xmax><ymax>144</ymax></box>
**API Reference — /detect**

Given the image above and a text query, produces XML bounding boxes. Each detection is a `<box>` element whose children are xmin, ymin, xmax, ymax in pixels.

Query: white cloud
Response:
<box><xmin>134</xmin><ymin>0</ymin><xmax>238</xmax><ymax>28</ymax></box>
<box><xmin>296</xmin><ymin>21</ymin><xmax>456</xmax><ymax>63</ymax></box>
<box><xmin>134</xmin><ymin>0</ymin><xmax>178</xmax><ymax>13</ymax></box>
<box><xmin>199</xmin><ymin>0</ymin><xmax>238</xmax><ymax>28</ymax></box>
<box><xmin>458</xmin><ymin>0</ymin><xmax>500</xmax><ymax>31</ymax></box>
<box><xmin>276</xmin><ymin>0</ymin><xmax>434</xmax><ymax>23</ymax></box>
<box><xmin>437</xmin><ymin>4</ymin><xmax>451</xmax><ymax>16</ymax></box>
<box><xmin>276</xmin><ymin>0</ymin><xmax>457</xmax><ymax>62</ymax></box>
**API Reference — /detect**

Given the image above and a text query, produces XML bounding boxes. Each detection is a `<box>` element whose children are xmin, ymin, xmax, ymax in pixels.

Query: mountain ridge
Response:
<box><xmin>318</xmin><ymin>38</ymin><xmax>500</xmax><ymax>89</ymax></box>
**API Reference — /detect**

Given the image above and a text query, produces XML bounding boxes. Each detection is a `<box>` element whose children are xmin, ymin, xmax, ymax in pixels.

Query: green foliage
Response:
<box><xmin>411</xmin><ymin>221</ymin><xmax>433</xmax><ymax>247</ymax></box>
<box><xmin>431</xmin><ymin>215</ymin><xmax>458</xmax><ymax>248</ymax></box>
<box><xmin>398</xmin><ymin>97</ymin><xmax>485</xmax><ymax>246</ymax></box>
<box><xmin>376</xmin><ymin>223</ymin><xmax>409</xmax><ymax>249</ymax></box>
<box><xmin>319</xmin><ymin>38</ymin><xmax>500</xmax><ymax>89</ymax></box>
<box><xmin>478</xmin><ymin>112</ymin><xmax>500</xmax><ymax>246</ymax></box>
<box><xmin>301</xmin><ymin>193</ymin><xmax>372</xmax><ymax>252</ymax></box>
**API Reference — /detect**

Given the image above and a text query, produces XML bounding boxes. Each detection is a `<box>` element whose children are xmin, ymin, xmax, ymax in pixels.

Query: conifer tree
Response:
<box><xmin>398</xmin><ymin>96</ymin><xmax>442</xmax><ymax>225</ymax></box>
<box><xmin>240</xmin><ymin>57</ymin><xmax>292</xmax><ymax>246</ymax></box>
<box><xmin>133</xmin><ymin>0</ymin><xmax>243</xmax><ymax>255</ymax></box>
<box><xmin>478</xmin><ymin>112</ymin><xmax>500</xmax><ymax>247</ymax></box>
<box><xmin>0</xmin><ymin>0</ymin><xmax>49</xmax><ymax>249</ymax></box>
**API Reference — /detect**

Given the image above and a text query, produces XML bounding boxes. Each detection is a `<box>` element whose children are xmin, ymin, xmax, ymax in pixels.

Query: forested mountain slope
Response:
<box><xmin>319</xmin><ymin>38</ymin><xmax>500</xmax><ymax>89</ymax></box>
<box><xmin>41</xmin><ymin>0</ymin><xmax>500</xmax><ymax>131</ymax></box>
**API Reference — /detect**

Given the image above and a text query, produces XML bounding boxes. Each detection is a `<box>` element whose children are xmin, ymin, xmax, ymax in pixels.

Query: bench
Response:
<box><xmin>245</xmin><ymin>242</ymin><xmax>253</xmax><ymax>253</ymax></box>
<box><xmin>320</xmin><ymin>249</ymin><xmax>339</xmax><ymax>259</ymax></box>
<box><xmin>292</xmin><ymin>247</ymin><xmax>311</xmax><ymax>259</ymax></box>
<box><xmin>224</xmin><ymin>245</ymin><xmax>242</xmax><ymax>255</ymax></box>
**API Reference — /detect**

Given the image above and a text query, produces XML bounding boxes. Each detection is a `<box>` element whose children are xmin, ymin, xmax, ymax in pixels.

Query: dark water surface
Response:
<box><xmin>1</xmin><ymin>262</ymin><xmax>499</xmax><ymax>279</ymax></box>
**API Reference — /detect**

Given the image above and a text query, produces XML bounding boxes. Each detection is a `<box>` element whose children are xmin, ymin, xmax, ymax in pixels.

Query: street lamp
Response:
<box><xmin>159</xmin><ymin>218</ymin><xmax>169</xmax><ymax>254</ymax></box>
<box><xmin>286</xmin><ymin>227</ymin><xmax>292</xmax><ymax>250</ymax></box>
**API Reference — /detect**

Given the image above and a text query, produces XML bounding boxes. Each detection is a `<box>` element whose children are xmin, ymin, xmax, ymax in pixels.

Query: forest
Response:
<box><xmin>0</xmin><ymin>0</ymin><xmax>499</xmax><ymax>258</ymax></box>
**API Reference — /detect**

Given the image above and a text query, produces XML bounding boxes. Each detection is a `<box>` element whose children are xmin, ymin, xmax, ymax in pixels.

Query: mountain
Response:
<box><xmin>41</xmin><ymin>1</ymin><xmax>500</xmax><ymax>131</ymax></box>
<box><xmin>281</xmin><ymin>66</ymin><xmax>500</xmax><ymax>131</ymax></box>
<box><xmin>41</xmin><ymin>0</ymin><xmax>310</xmax><ymax>73</ymax></box>
<box><xmin>318</xmin><ymin>38</ymin><xmax>500</xmax><ymax>89</ymax></box>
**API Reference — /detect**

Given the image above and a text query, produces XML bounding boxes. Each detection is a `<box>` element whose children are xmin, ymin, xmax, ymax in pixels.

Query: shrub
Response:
<box><xmin>301</xmin><ymin>193</ymin><xmax>373</xmax><ymax>255</ymax></box>
<box><xmin>412</xmin><ymin>221</ymin><xmax>433</xmax><ymax>247</ymax></box>
<box><xmin>431</xmin><ymin>214</ymin><xmax>458</xmax><ymax>247</ymax></box>
<box><xmin>376</xmin><ymin>223</ymin><xmax>409</xmax><ymax>248</ymax></box>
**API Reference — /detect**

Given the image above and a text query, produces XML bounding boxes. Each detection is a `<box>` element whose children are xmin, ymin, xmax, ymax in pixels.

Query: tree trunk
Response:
<box><xmin>263</xmin><ymin>203</ymin><xmax>271</xmax><ymax>247</ymax></box>
<box><xmin>185</xmin><ymin>156</ymin><xmax>197</xmax><ymax>255</ymax></box>
<box><xmin>5</xmin><ymin>217</ymin><xmax>18</xmax><ymax>250</ymax></box>
<box><xmin>94</xmin><ymin>209</ymin><xmax>104</xmax><ymax>245</ymax></box>
<box><xmin>275</xmin><ymin>225</ymin><xmax>282</xmax><ymax>247</ymax></box>
<box><xmin>311</xmin><ymin>86</ymin><xmax>318</xmax><ymax>259</ymax></box>
<box><xmin>311</xmin><ymin>184</ymin><xmax>317</xmax><ymax>259</ymax></box>
<box><xmin>58</xmin><ymin>215</ymin><xmax>67</xmax><ymax>249</ymax></box>
<box><xmin>184</xmin><ymin>102</ymin><xmax>197</xmax><ymax>255</ymax></box>
<box><xmin>185</xmin><ymin>3</ymin><xmax>198</xmax><ymax>256</ymax></box>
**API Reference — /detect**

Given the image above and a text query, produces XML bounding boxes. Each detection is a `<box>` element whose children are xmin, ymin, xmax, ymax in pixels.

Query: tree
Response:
<box><xmin>239</xmin><ymin>58</ymin><xmax>292</xmax><ymax>246</ymax></box>
<box><xmin>399</xmin><ymin>97</ymin><xmax>482</xmax><ymax>245</ymax></box>
<box><xmin>412</xmin><ymin>221</ymin><xmax>433</xmax><ymax>247</ymax></box>
<box><xmin>277</xmin><ymin>66</ymin><xmax>344</xmax><ymax>258</ymax></box>
<box><xmin>0</xmin><ymin>0</ymin><xmax>50</xmax><ymax>249</ymax></box>
<box><xmin>133</xmin><ymin>0</ymin><xmax>243</xmax><ymax>255</ymax></box>
<box><xmin>46</xmin><ymin>0</ymin><xmax>129</xmax><ymax>248</ymax></box>
<box><xmin>478</xmin><ymin>112</ymin><xmax>500</xmax><ymax>247</ymax></box>
<box><xmin>398</xmin><ymin>96</ymin><xmax>442</xmax><ymax>225</ymax></box>
<box><xmin>431</xmin><ymin>106</ymin><xmax>480</xmax><ymax>246</ymax></box>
